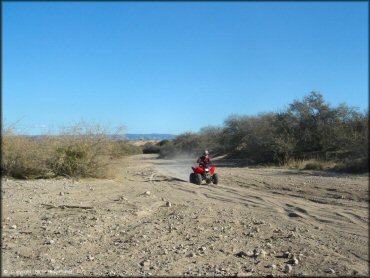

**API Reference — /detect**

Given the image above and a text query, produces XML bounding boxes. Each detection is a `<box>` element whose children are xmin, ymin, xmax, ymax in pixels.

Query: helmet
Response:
<box><xmin>204</xmin><ymin>150</ymin><xmax>209</xmax><ymax>155</ymax></box>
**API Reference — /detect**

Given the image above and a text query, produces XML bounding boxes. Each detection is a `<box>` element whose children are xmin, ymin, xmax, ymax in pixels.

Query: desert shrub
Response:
<box><xmin>303</xmin><ymin>161</ymin><xmax>324</xmax><ymax>170</ymax></box>
<box><xmin>1</xmin><ymin>134</ymin><xmax>56</xmax><ymax>179</ymax></box>
<box><xmin>159</xmin><ymin>132</ymin><xmax>201</xmax><ymax>158</ymax></box>
<box><xmin>284</xmin><ymin>159</ymin><xmax>337</xmax><ymax>171</ymax></box>
<box><xmin>1</xmin><ymin>121</ymin><xmax>142</xmax><ymax>179</ymax></box>
<box><xmin>110</xmin><ymin>141</ymin><xmax>142</xmax><ymax>158</ymax></box>
<box><xmin>158</xmin><ymin>141</ymin><xmax>176</xmax><ymax>158</ymax></box>
<box><xmin>334</xmin><ymin>157</ymin><xmax>369</xmax><ymax>173</ymax></box>
<box><xmin>160</xmin><ymin>92</ymin><xmax>368</xmax><ymax>173</ymax></box>
<box><xmin>158</xmin><ymin>139</ymin><xmax>170</xmax><ymax>146</ymax></box>
<box><xmin>142</xmin><ymin>142</ymin><xmax>161</xmax><ymax>154</ymax></box>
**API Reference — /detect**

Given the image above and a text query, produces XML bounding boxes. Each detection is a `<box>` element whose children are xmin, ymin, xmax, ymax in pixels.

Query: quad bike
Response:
<box><xmin>189</xmin><ymin>164</ymin><xmax>219</xmax><ymax>185</ymax></box>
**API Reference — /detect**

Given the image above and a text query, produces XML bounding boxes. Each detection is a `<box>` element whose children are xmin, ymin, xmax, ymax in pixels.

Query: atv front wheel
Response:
<box><xmin>195</xmin><ymin>174</ymin><xmax>202</xmax><ymax>185</ymax></box>
<box><xmin>212</xmin><ymin>173</ymin><xmax>219</xmax><ymax>185</ymax></box>
<box><xmin>189</xmin><ymin>173</ymin><xmax>196</xmax><ymax>184</ymax></box>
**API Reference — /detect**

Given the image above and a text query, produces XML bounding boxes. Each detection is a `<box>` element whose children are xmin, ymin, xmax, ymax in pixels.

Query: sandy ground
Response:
<box><xmin>1</xmin><ymin>154</ymin><xmax>369</xmax><ymax>277</ymax></box>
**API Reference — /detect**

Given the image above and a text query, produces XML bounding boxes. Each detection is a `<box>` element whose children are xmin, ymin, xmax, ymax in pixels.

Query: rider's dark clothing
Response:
<box><xmin>197</xmin><ymin>155</ymin><xmax>212</xmax><ymax>167</ymax></box>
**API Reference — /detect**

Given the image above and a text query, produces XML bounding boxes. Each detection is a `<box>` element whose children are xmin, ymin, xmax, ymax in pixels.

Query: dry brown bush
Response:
<box><xmin>1</xmin><ymin>122</ymin><xmax>142</xmax><ymax>179</ymax></box>
<box><xmin>284</xmin><ymin>159</ymin><xmax>337</xmax><ymax>171</ymax></box>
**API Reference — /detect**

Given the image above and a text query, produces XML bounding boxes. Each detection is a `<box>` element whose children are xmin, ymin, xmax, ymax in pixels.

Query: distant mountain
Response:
<box><xmin>25</xmin><ymin>133</ymin><xmax>177</xmax><ymax>141</ymax></box>
<box><xmin>124</xmin><ymin>134</ymin><xmax>177</xmax><ymax>141</ymax></box>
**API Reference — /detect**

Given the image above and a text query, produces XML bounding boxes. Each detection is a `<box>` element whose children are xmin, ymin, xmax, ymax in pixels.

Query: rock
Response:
<box><xmin>283</xmin><ymin>251</ymin><xmax>291</xmax><ymax>258</ymax></box>
<box><xmin>188</xmin><ymin>252</ymin><xmax>196</xmax><ymax>258</ymax></box>
<box><xmin>166</xmin><ymin>201</ymin><xmax>172</xmax><ymax>207</ymax></box>
<box><xmin>144</xmin><ymin>191</ymin><xmax>151</xmax><ymax>196</ymax></box>
<box><xmin>246</xmin><ymin>250</ymin><xmax>254</xmax><ymax>257</ymax></box>
<box><xmin>288</xmin><ymin>212</ymin><xmax>302</xmax><ymax>218</ymax></box>
<box><xmin>266</xmin><ymin>243</ymin><xmax>273</xmax><ymax>249</ymax></box>
<box><xmin>235</xmin><ymin>251</ymin><xmax>248</xmax><ymax>258</ymax></box>
<box><xmin>141</xmin><ymin>260</ymin><xmax>151</xmax><ymax>270</ymax></box>
<box><xmin>59</xmin><ymin>192</ymin><xmax>64</xmax><ymax>196</ymax></box>
<box><xmin>253</xmin><ymin>248</ymin><xmax>262</xmax><ymax>257</ymax></box>
<box><xmin>258</xmin><ymin>249</ymin><xmax>267</xmax><ymax>258</ymax></box>
<box><xmin>87</xmin><ymin>255</ymin><xmax>94</xmax><ymax>261</ymax></box>
<box><xmin>199</xmin><ymin>247</ymin><xmax>206</xmax><ymax>252</ymax></box>
<box><xmin>10</xmin><ymin>225</ymin><xmax>17</xmax><ymax>229</ymax></box>
<box><xmin>45</xmin><ymin>239</ymin><xmax>55</xmax><ymax>245</ymax></box>
<box><xmin>267</xmin><ymin>264</ymin><xmax>277</xmax><ymax>269</ymax></box>
<box><xmin>288</xmin><ymin>232</ymin><xmax>296</xmax><ymax>238</ymax></box>
<box><xmin>326</xmin><ymin>268</ymin><xmax>335</xmax><ymax>274</ymax></box>
<box><xmin>284</xmin><ymin>264</ymin><xmax>292</xmax><ymax>273</ymax></box>
<box><xmin>253</xmin><ymin>227</ymin><xmax>260</xmax><ymax>233</ymax></box>
<box><xmin>289</xmin><ymin>258</ymin><xmax>299</xmax><ymax>265</ymax></box>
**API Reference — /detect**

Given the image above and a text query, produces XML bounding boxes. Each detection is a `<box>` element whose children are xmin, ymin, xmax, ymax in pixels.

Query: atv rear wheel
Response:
<box><xmin>189</xmin><ymin>173</ymin><xmax>196</xmax><ymax>184</ymax></box>
<box><xmin>212</xmin><ymin>173</ymin><xmax>219</xmax><ymax>185</ymax></box>
<box><xmin>195</xmin><ymin>174</ymin><xmax>202</xmax><ymax>185</ymax></box>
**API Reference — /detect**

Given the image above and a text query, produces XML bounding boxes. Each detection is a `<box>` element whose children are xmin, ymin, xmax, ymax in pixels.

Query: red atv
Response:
<box><xmin>190</xmin><ymin>164</ymin><xmax>219</xmax><ymax>185</ymax></box>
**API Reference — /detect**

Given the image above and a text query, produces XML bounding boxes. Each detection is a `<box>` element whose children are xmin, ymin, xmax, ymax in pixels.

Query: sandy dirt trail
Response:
<box><xmin>2</xmin><ymin>154</ymin><xmax>368</xmax><ymax>276</ymax></box>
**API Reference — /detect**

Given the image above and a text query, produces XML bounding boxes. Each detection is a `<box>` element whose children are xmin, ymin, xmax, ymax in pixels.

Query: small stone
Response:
<box><xmin>289</xmin><ymin>258</ymin><xmax>299</xmax><ymax>265</ymax></box>
<box><xmin>87</xmin><ymin>255</ymin><xmax>94</xmax><ymax>261</ymax></box>
<box><xmin>284</xmin><ymin>264</ymin><xmax>292</xmax><ymax>273</ymax></box>
<box><xmin>258</xmin><ymin>249</ymin><xmax>267</xmax><ymax>258</ymax></box>
<box><xmin>166</xmin><ymin>201</ymin><xmax>172</xmax><ymax>207</ymax></box>
<box><xmin>326</xmin><ymin>268</ymin><xmax>335</xmax><ymax>274</ymax></box>
<box><xmin>141</xmin><ymin>260</ymin><xmax>151</xmax><ymax>270</ymax></box>
<box><xmin>59</xmin><ymin>192</ymin><xmax>64</xmax><ymax>196</ymax></box>
<box><xmin>45</xmin><ymin>239</ymin><xmax>55</xmax><ymax>245</ymax></box>
<box><xmin>235</xmin><ymin>251</ymin><xmax>248</xmax><ymax>258</ymax></box>
<box><xmin>10</xmin><ymin>225</ymin><xmax>17</xmax><ymax>229</ymax></box>
<box><xmin>266</xmin><ymin>243</ymin><xmax>273</xmax><ymax>249</ymax></box>
<box><xmin>288</xmin><ymin>232</ymin><xmax>295</xmax><ymax>238</ymax></box>
<box><xmin>199</xmin><ymin>246</ymin><xmax>206</xmax><ymax>252</ymax></box>
<box><xmin>267</xmin><ymin>264</ymin><xmax>277</xmax><ymax>269</ymax></box>
<box><xmin>188</xmin><ymin>252</ymin><xmax>196</xmax><ymax>258</ymax></box>
<box><xmin>145</xmin><ymin>191</ymin><xmax>151</xmax><ymax>196</ymax></box>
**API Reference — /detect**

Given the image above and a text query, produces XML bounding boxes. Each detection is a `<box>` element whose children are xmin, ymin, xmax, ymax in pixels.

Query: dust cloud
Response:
<box><xmin>154</xmin><ymin>153</ymin><xmax>198</xmax><ymax>182</ymax></box>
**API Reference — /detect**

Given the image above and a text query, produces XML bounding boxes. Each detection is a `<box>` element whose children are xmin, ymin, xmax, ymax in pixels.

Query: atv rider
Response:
<box><xmin>197</xmin><ymin>150</ymin><xmax>213</xmax><ymax>169</ymax></box>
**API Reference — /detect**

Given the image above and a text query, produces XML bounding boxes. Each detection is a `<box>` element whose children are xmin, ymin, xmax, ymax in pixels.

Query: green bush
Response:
<box><xmin>159</xmin><ymin>92</ymin><xmax>368</xmax><ymax>173</ymax></box>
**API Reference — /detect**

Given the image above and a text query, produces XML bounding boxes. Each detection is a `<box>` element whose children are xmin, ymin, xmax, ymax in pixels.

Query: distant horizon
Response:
<box><xmin>4</xmin><ymin>2</ymin><xmax>368</xmax><ymax>135</ymax></box>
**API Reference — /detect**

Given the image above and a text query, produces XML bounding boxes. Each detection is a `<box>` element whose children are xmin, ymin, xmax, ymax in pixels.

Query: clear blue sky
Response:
<box><xmin>3</xmin><ymin>2</ymin><xmax>368</xmax><ymax>135</ymax></box>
